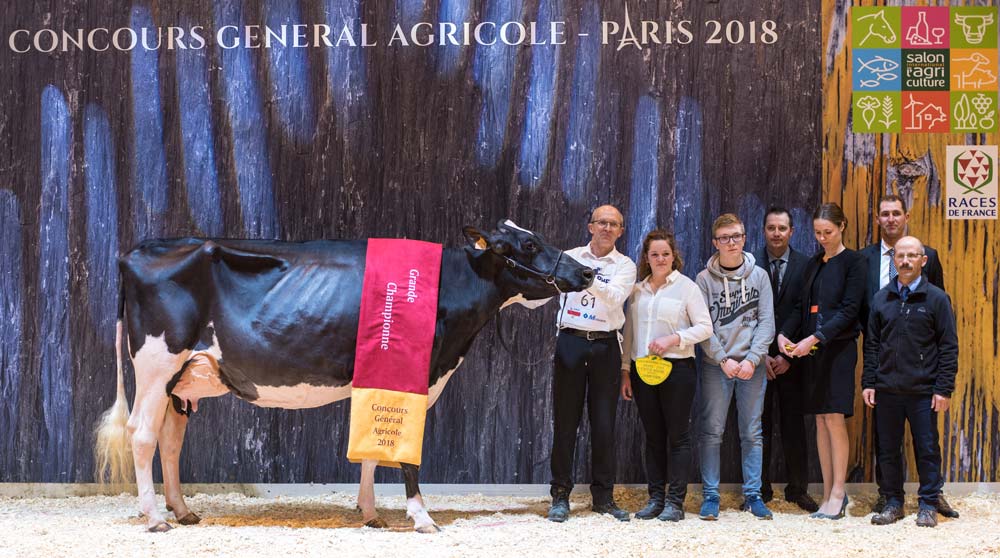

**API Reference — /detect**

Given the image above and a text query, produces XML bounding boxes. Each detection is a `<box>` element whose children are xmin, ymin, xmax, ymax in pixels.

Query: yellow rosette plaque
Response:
<box><xmin>635</xmin><ymin>355</ymin><xmax>673</xmax><ymax>386</ymax></box>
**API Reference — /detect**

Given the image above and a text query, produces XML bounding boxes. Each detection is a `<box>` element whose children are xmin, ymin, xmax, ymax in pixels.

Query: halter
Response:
<box><xmin>501</xmin><ymin>249</ymin><xmax>566</xmax><ymax>294</ymax></box>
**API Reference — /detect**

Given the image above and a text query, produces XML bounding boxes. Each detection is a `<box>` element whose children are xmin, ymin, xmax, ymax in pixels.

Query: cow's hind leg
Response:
<box><xmin>128</xmin><ymin>388</ymin><xmax>172</xmax><ymax>531</ymax></box>
<box><xmin>358</xmin><ymin>459</ymin><xmax>387</xmax><ymax>528</ymax></box>
<box><xmin>159</xmin><ymin>402</ymin><xmax>200</xmax><ymax>525</ymax></box>
<box><xmin>128</xmin><ymin>340</ymin><xmax>189</xmax><ymax>532</ymax></box>
<box><xmin>402</xmin><ymin>463</ymin><xmax>439</xmax><ymax>533</ymax></box>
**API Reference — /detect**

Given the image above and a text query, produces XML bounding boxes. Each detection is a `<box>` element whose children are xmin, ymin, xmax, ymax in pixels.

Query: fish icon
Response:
<box><xmin>856</xmin><ymin>55</ymin><xmax>899</xmax><ymax>88</ymax></box>
<box><xmin>857</xmin><ymin>56</ymin><xmax>899</xmax><ymax>74</ymax></box>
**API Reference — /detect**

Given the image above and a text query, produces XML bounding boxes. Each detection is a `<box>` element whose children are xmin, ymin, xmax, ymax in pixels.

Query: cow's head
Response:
<box><xmin>955</xmin><ymin>13</ymin><xmax>994</xmax><ymax>45</ymax></box>
<box><xmin>464</xmin><ymin>220</ymin><xmax>594</xmax><ymax>302</ymax></box>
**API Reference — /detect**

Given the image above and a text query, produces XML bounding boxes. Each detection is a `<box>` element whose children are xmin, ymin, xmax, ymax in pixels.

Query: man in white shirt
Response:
<box><xmin>547</xmin><ymin>205</ymin><xmax>637</xmax><ymax>523</ymax></box>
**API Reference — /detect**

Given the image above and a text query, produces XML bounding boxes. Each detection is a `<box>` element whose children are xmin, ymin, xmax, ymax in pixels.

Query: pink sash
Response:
<box><xmin>347</xmin><ymin>239</ymin><xmax>442</xmax><ymax>467</ymax></box>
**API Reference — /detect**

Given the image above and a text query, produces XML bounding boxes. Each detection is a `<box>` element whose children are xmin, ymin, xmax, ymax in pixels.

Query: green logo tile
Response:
<box><xmin>853</xmin><ymin>7</ymin><xmax>901</xmax><ymax>49</ymax></box>
<box><xmin>951</xmin><ymin>7</ymin><xmax>998</xmax><ymax>49</ymax></box>
<box><xmin>853</xmin><ymin>92</ymin><xmax>902</xmax><ymax>133</ymax></box>
<box><xmin>950</xmin><ymin>91</ymin><xmax>999</xmax><ymax>133</ymax></box>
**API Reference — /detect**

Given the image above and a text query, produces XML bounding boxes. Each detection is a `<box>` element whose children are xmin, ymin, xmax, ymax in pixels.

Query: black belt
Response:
<box><xmin>560</xmin><ymin>328</ymin><xmax>617</xmax><ymax>341</ymax></box>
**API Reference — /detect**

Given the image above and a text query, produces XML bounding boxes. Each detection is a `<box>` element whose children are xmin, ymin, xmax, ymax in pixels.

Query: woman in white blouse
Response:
<box><xmin>621</xmin><ymin>230</ymin><xmax>713</xmax><ymax>522</ymax></box>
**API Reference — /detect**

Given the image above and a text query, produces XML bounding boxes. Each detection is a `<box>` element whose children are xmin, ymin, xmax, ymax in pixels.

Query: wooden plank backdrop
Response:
<box><xmin>824</xmin><ymin>0</ymin><xmax>999</xmax><ymax>482</ymax></box>
<box><xmin>0</xmin><ymin>0</ymin><xmax>830</xmax><ymax>485</ymax></box>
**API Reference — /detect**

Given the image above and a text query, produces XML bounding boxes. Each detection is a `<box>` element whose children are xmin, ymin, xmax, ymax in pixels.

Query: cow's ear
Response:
<box><xmin>463</xmin><ymin>226</ymin><xmax>490</xmax><ymax>251</ymax></box>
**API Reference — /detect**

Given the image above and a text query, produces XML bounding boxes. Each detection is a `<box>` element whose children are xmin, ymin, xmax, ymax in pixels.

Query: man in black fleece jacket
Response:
<box><xmin>862</xmin><ymin>237</ymin><xmax>958</xmax><ymax>528</ymax></box>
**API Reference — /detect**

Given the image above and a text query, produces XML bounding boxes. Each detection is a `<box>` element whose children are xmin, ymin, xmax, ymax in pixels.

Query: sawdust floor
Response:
<box><xmin>1</xmin><ymin>488</ymin><xmax>998</xmax><ymax>557</ymax></box>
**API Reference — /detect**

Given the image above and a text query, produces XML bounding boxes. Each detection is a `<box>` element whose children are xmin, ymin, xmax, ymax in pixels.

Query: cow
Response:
<box><xmin>954</xmin><ymin>13</ymin><xmax>994</xmax><ymax>45</ymax></box>
<box><xmin>94</xmin><ymin>220</ymin><xmax>595</xmax><ymax>533</ymax></box>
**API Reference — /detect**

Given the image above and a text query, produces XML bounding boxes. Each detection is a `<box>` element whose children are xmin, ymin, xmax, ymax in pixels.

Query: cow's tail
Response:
<box><xmin>94</xmin><ymin>286</ymin><xmax>134</xmax><ymax>486</ymax></box>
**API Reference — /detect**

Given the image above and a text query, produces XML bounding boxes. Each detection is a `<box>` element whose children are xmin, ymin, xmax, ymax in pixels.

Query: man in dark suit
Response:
<box><xmin>859</xmin><ymin>194</ymin><xmax>956</xmax><ymax>518</ymax></box>
<box><xmin>755</xmin><ymin>207</ymin><xmax>819</xmax><ymax>512</ymax></box>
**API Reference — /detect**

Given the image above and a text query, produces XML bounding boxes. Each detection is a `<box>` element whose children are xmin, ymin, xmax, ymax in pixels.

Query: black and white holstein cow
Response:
<box><xmin>95</xmin><ymin>220</ymin><xmax>594</xmax><ymax>532</ymax></box>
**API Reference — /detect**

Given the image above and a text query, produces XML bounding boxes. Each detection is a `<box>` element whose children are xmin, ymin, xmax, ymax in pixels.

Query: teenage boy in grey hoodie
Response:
<box><xmin>695</xmin><ymin>213</ymin><xmax>776</xmax><ymax>520</ymax></box>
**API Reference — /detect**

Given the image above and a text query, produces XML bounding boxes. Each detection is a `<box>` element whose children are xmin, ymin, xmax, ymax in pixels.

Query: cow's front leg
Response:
<box><xmin>357</xmin><ymin>459</ymin><xmax>387</xmax><ymax>528</ymax></box>
<box><xmin>159</xmin><ymin>402</ymin><xmax>199</xmax><ymax>525</ymax></box>
<box><xmin>402</xmin><ymin>463</ymin><xmax>439</xmax><ymax>533</ymax></box>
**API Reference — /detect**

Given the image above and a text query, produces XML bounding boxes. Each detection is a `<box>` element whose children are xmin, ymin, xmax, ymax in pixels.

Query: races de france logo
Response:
<box><xmin>946</xmin><ymin>145</ymin><xmax>999</xmax><ymax>220</ymax></box>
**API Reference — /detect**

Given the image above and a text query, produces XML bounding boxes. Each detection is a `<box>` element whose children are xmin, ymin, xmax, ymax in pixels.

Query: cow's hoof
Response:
<box><xmin>177</xmin><ymin>512</ymin><xmax>201</xmax><ymax>525</ymax></box>
<box><xmin>363</xmin><ymin>517</ymin><xmax>388</xmax><ymax>529</ymax></box>
<box><xmin>148</xmin><ymin>522</ymin><xmax>173</xmax><ymax>533</ymax></box>
<box><xmin>415</xmin><ymin>523</ymin><xmax>441</xmax><ymax>534</ymax></box>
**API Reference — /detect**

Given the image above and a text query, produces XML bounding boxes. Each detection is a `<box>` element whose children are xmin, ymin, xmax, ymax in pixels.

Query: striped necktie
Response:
<box><xmin>888</xmin><ymin>248</ymin><xmax>897</xmax><ymax>284</ymax></box>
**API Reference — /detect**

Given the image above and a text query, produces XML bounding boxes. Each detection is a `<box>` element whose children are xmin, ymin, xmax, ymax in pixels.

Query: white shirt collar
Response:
<box><xmin>881</xmin><ymin>239</ymin><xmax>893</xmax><ymax>255</ymax></box>
<box><xmin>582</xmin><ymin>242</ymin><xmax>621</xmax><ymax>261</ymax></box>
<box><xmin>639</xmin><ymin>269</ymin><xmax>681</xmax><ymax>292</ymax></box>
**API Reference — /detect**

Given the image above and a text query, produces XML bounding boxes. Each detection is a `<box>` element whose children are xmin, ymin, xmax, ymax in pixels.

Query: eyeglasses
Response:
<box><xmin>714</xmin><ymin>233</ymin><xmax>745</xmax><ymax>244</ymax></box>
<box><xmin>590</xmin><ymin>220</ymin><xmax>623</xmax><ymax>230</ymax></box>
<box><xmin>894</xmin><ymin>252</ymin><xmax>925</xmax><ymax>260</ymax></box>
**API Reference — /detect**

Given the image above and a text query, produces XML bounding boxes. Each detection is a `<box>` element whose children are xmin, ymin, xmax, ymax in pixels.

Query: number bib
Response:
<box><xmin>635</xmin><ymin>355</ymin><xmax>673</xmax><ymax>385</ymax></box>
<box><xmin>559</xmin><ymin>289</ymin><xmax>612</xmax><ymax>328</ymax></box>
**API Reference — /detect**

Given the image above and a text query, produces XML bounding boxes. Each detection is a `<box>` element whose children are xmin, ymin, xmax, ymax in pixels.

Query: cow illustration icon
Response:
<box><xmin>955</xmin><ymin>13</ymin><xmax>995</xmax><ymax>45</ymax></box>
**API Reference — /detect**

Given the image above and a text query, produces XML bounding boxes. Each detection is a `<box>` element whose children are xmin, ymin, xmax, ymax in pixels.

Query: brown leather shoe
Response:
<box><xmin>936</xmin><ymin>495</ymin><xmax>959</xmax><ymax>519</ymax></box>
<box><xmin>871</xmin><ymin>503</ymin><xmax>904</xmax><ymax>525</ymax></box>
<box><xmin>915</xmin><ymin>508</ymin><xmax>938</xmax><ymax>528</ymax></box>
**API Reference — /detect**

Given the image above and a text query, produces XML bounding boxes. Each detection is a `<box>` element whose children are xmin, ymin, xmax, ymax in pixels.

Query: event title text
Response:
<box><xmin>8</xmin><ymin>19</ymin><xmax>779</xmax><ymax>53</ymax></box>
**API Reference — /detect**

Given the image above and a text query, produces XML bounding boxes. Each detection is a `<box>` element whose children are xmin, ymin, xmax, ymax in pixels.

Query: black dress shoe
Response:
<box><xmin>592</xmin><ymin>502</ymin><xmax>631</xmax><ymax>522</ymax></box>
<box><xmin>935</xmin><ymin>495</ymin><xmax>959</xmax><ymax>519</ymax></box>
<box><xmin>872</xmin><ymin>494</ymin><xmax>887</xmax><ymax>514</ymax></box>
<box><xmin>634</xmin><ymin>499</ymin><xmax>664</xmax><ymax>520</ymax></box>
<box><xmin>657</xmin><ymin>502</ymin><xmax>684</xmax><ymax>522</ymax></box>
<box><xmin>915</xmin><ymin>508</ymin><xmax>938</xmax><ymax>528</ymax></box>
<box><xmin>787</xmin><ymin>492</ymin><xmax>820</xmax><ymax>513</ymax></box>
<box><xmin>871</xmin><ymin>503</ymin><xmax>904</xmax><ymax>525</ymax></box>
<box><xmin>547</xmin><ymin>493</ymin><xmax>570</xmax><ymax>523</ymax></box>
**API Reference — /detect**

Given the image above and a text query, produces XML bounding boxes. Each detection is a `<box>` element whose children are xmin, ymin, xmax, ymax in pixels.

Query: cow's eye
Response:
<box><xmin>523</xmin><ymin>240</ymin><xmax>538</xmax><ymax>254</ymax></box>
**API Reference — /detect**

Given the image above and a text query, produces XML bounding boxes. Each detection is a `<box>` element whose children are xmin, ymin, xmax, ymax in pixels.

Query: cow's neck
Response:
<box><xmin>427</xmin><ymin>248</ymin><xmax>509</xmax><ymax>386</ymax></box>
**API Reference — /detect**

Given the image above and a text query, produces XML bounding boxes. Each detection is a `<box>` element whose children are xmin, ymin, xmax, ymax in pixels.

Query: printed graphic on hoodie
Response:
<box><xmin>710</xmin><ymin>285</ymin><xmax>761</xmax><ymax>327</ymax></box>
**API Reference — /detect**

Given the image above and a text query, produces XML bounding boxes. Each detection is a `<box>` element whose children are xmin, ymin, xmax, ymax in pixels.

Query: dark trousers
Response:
<box><xmin>760</xmin><ymin>367</ymin><xmax>809</xmax><ymax>499</ymax></box>
<box><xmin>550</xmin><ymin>332</ymin><xmax>621</xmax><ymax>504</ymax></box>
<box><xmin>630</xmin><ymin>358</ymin><xmax>696</xmax><ymax>507</ymax></box>
<box><xmin>875</xmin><ymin>392</ymin><xmax>944</xmax><ymax>510</ymax></box>
<box><xmin>872</xmin><ymin>405</ymin><xmax>904</xmax><ymax>488</ymax></box>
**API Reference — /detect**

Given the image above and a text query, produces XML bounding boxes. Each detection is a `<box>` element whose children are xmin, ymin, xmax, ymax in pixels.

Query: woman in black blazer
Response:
<box><xmin>777</xmin><ymin>203</ymin><xmax>867</xmax><ymax>520</ymax></box>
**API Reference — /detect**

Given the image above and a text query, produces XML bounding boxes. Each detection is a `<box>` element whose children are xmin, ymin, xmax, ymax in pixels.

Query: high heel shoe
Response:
<box><xmin>819</xmin><ymin>495</ymin><xmax>849</xmax><ymax>520</ymax></box>
<box><xmin>809</xmin><ymin>494</ymin><xmax>848</xmax><ymax>520</ymax></box>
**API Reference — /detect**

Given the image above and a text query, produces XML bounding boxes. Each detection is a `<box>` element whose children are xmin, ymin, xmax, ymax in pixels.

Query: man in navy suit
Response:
<box><xmin>755</xmin><ymin>207</ymin><xmax>819</xmax><ymax>512</ymax></box>
<box><xmin>859</xmin><ymin>194</ymin><xmax>956</xmax><ymax>518</ymax></box>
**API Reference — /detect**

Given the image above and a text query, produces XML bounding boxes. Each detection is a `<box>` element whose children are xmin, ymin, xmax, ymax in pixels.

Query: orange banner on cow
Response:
<box><xmin>347</xmin><ymin>238</ymin><xmax>442</xmax><ymax>468</ymax></box>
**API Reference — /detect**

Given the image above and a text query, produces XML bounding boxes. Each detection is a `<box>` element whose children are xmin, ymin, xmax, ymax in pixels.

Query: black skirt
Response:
<box><xmin>802</xmin><ymin>337</ymin><xmax>857</xmax><ymax>417</ymax></box>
